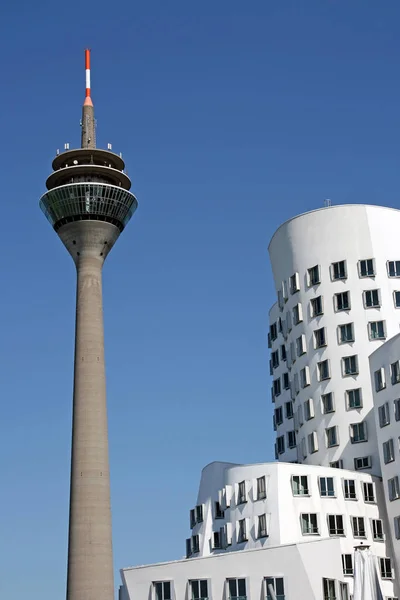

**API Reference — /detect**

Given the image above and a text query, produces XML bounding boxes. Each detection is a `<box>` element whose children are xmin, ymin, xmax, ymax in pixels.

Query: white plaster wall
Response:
<box><xmin>268</xmin><ymin>204</ymin><xmax>400</xmax><ymax>473</ymax></box>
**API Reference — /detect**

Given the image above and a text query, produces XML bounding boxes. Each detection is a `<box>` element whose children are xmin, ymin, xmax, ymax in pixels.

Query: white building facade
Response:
<box><xmin>268</xmin><ymin>204</ymin><xmax>400</xmax><ymax>473</ymax></box>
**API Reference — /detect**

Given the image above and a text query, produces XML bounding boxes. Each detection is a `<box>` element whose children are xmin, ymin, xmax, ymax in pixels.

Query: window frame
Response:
<box><xmin>363</xmin><ymin>288</ymin><xmax>380</xmax><ymax>308</ymax></box>
<box><xmin>307</xmin><ymin>265</ymin><xmax>321</xmax><ymax>286</ymax></box>
<box><xmin>346</xmin><ymin>388</ymin><xmax>362</xmax><ymax>410</ymax></box>
<box><xmin>331</xmin><ymin>260</ymin><xmax>347</xmax><ymax>281</ymax></box>
<box><xmin>350</xmin><ymin>422</ymin><xmax>367</xmax><ymax>444</ymax></box>
<box><xmin>351</xmin><ymin>515</ymin><xmax>366</xmax><ymax>538</ymax></box>
<box><xmin>371</xmin><ymin>518</ymin><xmax>384</xmax><ymax>541</ymax></box>
<box><xmin>374</xmin><ymin>367</ymin><xmax>386</xmax><ymax>392</ymax></box>
<box><xmin>379</xmin><ymin>557</ymin><xmax>393</xmax><ymax>579</ymax></box>
<box><xmin>388</xmin><ymin>475</ymin><xmax>400</xmax><ymax>501</ymax></box>
<box><xmin>383</xmin><ymin>438</ymin><xmax>395</xmax><ymax>464</ymax></box>
<box><xmin>362</xmin><ymin>481</ymin><xmax>376</xmax><ymax>503</ymax></box>
<box><xmin>256</xmin><ymin>476</ymin><xmax>266</xmax><ymax>500</ymax></box>
<box><xmin>300</xmin><ymin>512</ymin><xmax>319</xmax><ymax>535</ymax></box>
<box><xmin>191</xmin><ymin>580</ymin><xmax>209</xmax><ymax>600</ymax></box>
<box><xmin>359</xmin><ymin>258</ymin><xmax>375</xmax><ymax>278</ymax></box>
<box><xmin>338</xmin><ymin>322</ymin><xmax>354</xmax><ymax>344</ymax></box>
<box><xmin>343</xmin><ymin>479</ymin><xmax>357</xmax><ymax>500</ymax></box>
<box><xmin>291</xmin><ymin>474</ymin><xmax>309</xmax><ymax>496</ymax></box>
<box><xmin>326</xmin><ymin>425</ymin><xmax>339</xmax><ymax>448</ymax></box>
<box><xmin>318</xmin><ymin>359</ymin><xmax>331</xmax><ymax>381</ymax></box>
<box><xmin>341</xmin><ymin>553</ymin><xmax>353</xmax><ymax>576</ymax></box>
<box><xmin>310</xmin><ymin>295</ymin><xmax>324</xmax><ymax>317</ymax></box>
<box><xmin>327</xmin><ymin>513</ymin><xmax>345</xmax><ymax>536</ymax></box>
<box><xmin>378</xmin><ymin>402</ymin><xmax>390</xmax><ymax>428</ymax></box>
<box><xmin>368</xmin><ymin>320</ymin><xmax>386</xmax><ymax>341</ymax></box>
<box><xmin>314</xmin><ymin>326</ymin><xmax>327</xmax><ymax>348</ymax></box>
<box><xmin>257</xmin><ymin>513</ymin><xmax>268</xmax><ymax>539</ymax></box>
<box><xmin>334</xmin><ymin>290</ymin><xmax>351</xmax><ymax>312</ymax></box>
<box><xmin>319</xmin><ymin>476</ymin><xmax>335</xmax><ymax>497</ymax></box>
<box><xmin>391</xmin><ymin>361</ymin><xmax>400</xmax><ymax>385</ymax></box>
<box><xmin>387</xmin><ymin>260</ymin><xmax>400</xmax><ymax>278</ymax></box>
<box><xmin>342</xmin><ymin>354</ymin><xmax>359</xmax><ymax>377</ymax></box>
<box><xmin>322</xmin><ymin>392</ymin><xmax>335</xmax><ymax>414</ymax></box>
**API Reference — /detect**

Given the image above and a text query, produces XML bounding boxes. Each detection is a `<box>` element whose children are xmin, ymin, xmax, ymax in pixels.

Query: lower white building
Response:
<box><xmin>120</xmin><ymin>461</ymin><xmax>398</xmax><ymax>600</ymax></box>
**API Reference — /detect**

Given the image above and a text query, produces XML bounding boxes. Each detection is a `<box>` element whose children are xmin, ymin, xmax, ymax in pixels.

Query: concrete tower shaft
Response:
<box><xmin>39</xmin><ymin>50</ymin><xmax>137</xmax><ymax>600</ymax></box>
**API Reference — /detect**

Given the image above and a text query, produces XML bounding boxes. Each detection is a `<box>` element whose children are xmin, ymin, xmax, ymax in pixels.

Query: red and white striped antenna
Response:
<box><xmin>83</xmin><ymin>48</ymin><xmax>93</xmax><ymax>107</ymax></box>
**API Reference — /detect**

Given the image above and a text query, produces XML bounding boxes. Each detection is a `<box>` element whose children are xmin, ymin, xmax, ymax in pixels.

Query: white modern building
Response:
<box><xmin>120</xmin><ymin>204</ymin><xmax>400</xmax><ymax>600</ymax></box>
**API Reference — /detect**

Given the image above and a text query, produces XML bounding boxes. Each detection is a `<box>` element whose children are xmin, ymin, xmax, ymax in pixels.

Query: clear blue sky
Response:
<box><xmin>1</xmin><ymin>1</ymin><xmax>400</xmax><ymax>598</ymax></box>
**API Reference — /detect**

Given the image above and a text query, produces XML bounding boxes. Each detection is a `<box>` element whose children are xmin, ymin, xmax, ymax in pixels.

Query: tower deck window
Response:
<box><xmin>332</xmin><ymin>260</ymin><xmax>347</xmax><ymax>280</ymax></box>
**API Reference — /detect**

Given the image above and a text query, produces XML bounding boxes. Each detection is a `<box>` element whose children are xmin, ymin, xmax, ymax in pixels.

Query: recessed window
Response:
<box><xmin>237</xmin><ymin>481</ymin><xmax>247</xmax><ymax>504</ymax></box>
<box><xmin>335</xmin><ymin>291</ymin><xmax>350</xmax><ymax>311</ymax></box>
<box><xmin>326</xmin><ymin>426</ymin><xmax>339</xmax><ymax>447</ymax></box>
<box><xmin>318</xmin><ymin>360</ymin><xmax>330</xmax><ymax>381</ymax></box>
<box><xmin>287</xmin><ymin>430</ymin><xmax>296</xmax><ymax>449</ymax></box>
<box><xmin>273</xmin><ymin>378</ymin><xmax>281</xmax><ymax>397</ymax></box>
<box><xmin>308</xmin><ymin>265</ymin><xmax>321</xmax><ymax>286</ymax></box>
<box><xmin>191</xmin><ymin>580</ymin><xmax>208</xmax><ymax>600</ymax></box>
<box><xmin>368</xmin><ymin>320</ymin><xmax>386</xmax><ymax>340</ymax></box>
<box><xmin>346</xmin><ymin>388</ymin><xmax>362</xmax><ymax>409</ymax></box>
<box><xmin>330</xmin><ymin>459</ymin><xmax>343</xmax><ymax>469</ymax></box>
<box><xmin>394</xmin><ymin>515</ymin><xmax>400</xmax><ymax>539</ymax></box>
<box><xmin>237</xmin><ymin>518</ymin><xmax>247</xmax><ymax>543</ymax></box>
<box><xmin>342</xmin><ymin>554</ymin><xmax>353</xmax><ymax>575</ymax></box>
<box><xmin>388</xmin><ymin>260</ymin><xmax>400</xmax><ymax>277</ymax></box>
<box><xmin>322</xmin><ymin>578</ymin><xmax>336</xmax><ymax>600</ymax></box>
<box><xmin>293</xmin><ymin>303</ymin><xmax>303</xmax><ymax>325</ymax></box>
<box><xmin>304</xmin><ymin>398</ymin><xmax>314</xmax><ymax>420</ymax></box>
<box><xmin>394</xmin><ymin>291</ymin><xmax>400</xmax><ymax>308</ymax></box>
<box><xmin>322</xmin><ymin>392</ymin><xmax>334</xmax><ymax>414</ymax></box>
<box><xmin>328</xmin><ymin>514</ymin><xmax>344</xmax><ymax>536</ymax></box>
<box><xmin>350</xmin><ymin>422</ymin><xmax>367</xmax><ymax>443</ymax></box>
<box><xmin>391</xmin><ymin>361</ymin><xmax>400</xmax><ymax>385</ymax></box>
<box><xmin>186</xmin><ymin>538</ymin><xmax>192</xmax><ymax>558</ymax></box>
<box><xmin>301</xmin><ymin>513</ymin><xmax>319</xmax><ymax>535</ymax></box>
<box><xmin>383</xmin><ymin>439</ymin><xmax>395</xmax><ymax>464</ymax></box>
<box><xmin>388</xmin><ymin>476</ymin><xmax>400</xmax><ymax>501</ymax></box>
<box><xmin>359</xmin><ymin>258</ymin><xmax>375</xmax><ymax>277</ymax></box>
<box><xmin>320</xmin><ymin>477</ymin><xmax>335</xmax><ymax>497</ymax></box>
<box><xmin>214</xmin><ymin>501</ymin><xmax>224</xmax><ymax>519</ymax></box>
<box><xmin>378</xmin><ymin>402</ymin><xmax>390</xmax><ymax>427</ymax></box>
<box><xmin>379</xmin><ymin>557</ymin><xmax>393</xmax><ymax>579</ymax></box>
<box><xmin>300</xmin><ymin>366</ymin><xmax>310</xmax><ymax>388</ymax></box>
<box><xmin>374</xmin><ymin>367</ymin><xmax>386</xmax><ymax>391</ymax></box>
<box><xmin>271</xmin><ymin>350</ymin><xmax>279</xmax><ymax>369</ymax></box>
<box><xmin>332</xmin><ymin>260</ymin><xmax>347</xmax><ymax>280</ymax></box>
<box><xmin>290</xmin><ymin>272</ymin><xmax>300</xmax><ymax>294</ymax></box>
<box><xmin>270</xmin><ymin>322</ymin><xmax>278</xmax><ymax>341</ymax></box>
<box><xmin>342</xmin><ymin>355</ymin><xmax>358</xmax><ymax>376</ymax></box>
<box><xmin>300</xmin><ymin>437</ymin><xmax>307</xmax><ymax>459</ymax></box>
<box><xmin>354</xmin><ymin>456</ymin><xmax>371</xmax><ymax>470</ymax></box>
<box><xmin>280</xmin><ymin>345</ymin><xmax>287</xmax><ymax>361</ymax></box>
<box><xmin>274</xmin><ymin>407</ymin><xmax>283</xmax><ymax>426</ymax></box>
<box><xmin>364</xmin><ymin>289</ymin><xmax>380</xmax><ymax>308</ymax></box>
<box><xmin>314</xmin><ymin>327</ymin><xmax>327</xmax><ymax>348</ymax></box>
<box><xmin>351</xmin><ymin>516</ymin><xmax>366</xmax><ymax>538</ymax></box>
<box><xmin>257</xmin><ymin>476</ymin><xmax>266</xmax><ymax>500</ymax></box>
<box><xmin>190</xmin><ymin>509</ymin><xmax>196</xmax><ymax>528</ymax></box>
<box><xmin>372</xmin><ymin>519</ymin><xmax>384</xmax><ymax>541</ymax></box>
<box><xmin>265</xmin><ymin>578</ymin><xmax>284</xmax><ymax>600</ymax></box>
<box><xmin>394</xmin><ymin>399</ymin><xmax>400</xmax><ymax>421</ymax></box>
<box><xmin>154</xmin><ymin>581</ymin><xmax>172</xmax><ymax>600</ymax></box>
<box><xmin>285</xmin><ymin>401</ymin><xmax>293</xmax><ymax>419</ymax></box>
<box><xmin>338</xmin><ymin>323</ymin><xmax>354</xmax><ymax>344</ymax></box>
<box><xmin>276</xmin><ymin>435</ymin><xmax>285</xmax><ymax>455</ymax></box>
<box><xmin>191</xmin><ymin>534</ymin><xmax>200</xmax><ymax>553</ymax></box>
<box><xmin>227</xmin><ymin>578</ymin><xmax>246</xmax><ymax>600</ymax></box>
<box><xmin>308</xmin><ymin>431</ymin><xmax>318</xmax><ymax>453</ymax></box>
<box><xmin>293</xmin><ymin>372</ymin><xmax>300</xmax><ymax>395</ymax></box>
<box><xmin>296</xmin><ymin>334</ymin><xmax>306</xmax><ymax>356</ymax></box>
<box><xmin>362</xmin><ymin>482</ymin><xmax>375</xmax><ymax>503</ymax></box>
<box><xmin>344</xmin><ymin>479</ymin><xmax>357</xmax><ymax>500</ymax></box>
<box><xmin>339</xmin><ymin>582</ymin><xmax>350</xmax><ymax>600</ymax></box>
<box><xmin>282</xmin><ymin>372</ymin><xmax>290</xmax><ymax>390</ymax></box>
<box><xmin>258</xmin><ymin>514</ymin><xmax>268</xmax><ymax>538</ymax></box>
<box><xmin>310</xmin><ymin>295</ymin><xmax>323</xmax><ymax>317</ymax></box>
<box><xmin>292</xmin><ymin>475</ymin><xmax>309</xmax><ymax>496</ymax></box>
<box><xmin>196</xmin><ymin>505</ymin><xmax>204</xmax><ymax>523</ymax></box>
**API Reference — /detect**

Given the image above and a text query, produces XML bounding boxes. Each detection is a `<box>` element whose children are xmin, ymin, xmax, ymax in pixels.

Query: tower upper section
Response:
<box><xmin>40</xmin><ymin>49</ymin><xmax>137</xmax><ymax>248</ymax></box>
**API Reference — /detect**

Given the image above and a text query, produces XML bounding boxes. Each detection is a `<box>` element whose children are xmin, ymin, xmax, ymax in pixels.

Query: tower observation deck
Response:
<box><xmin>40</xmin><ymin>49</ymin><xmax>137</xmax><ymax>600</ymax></box>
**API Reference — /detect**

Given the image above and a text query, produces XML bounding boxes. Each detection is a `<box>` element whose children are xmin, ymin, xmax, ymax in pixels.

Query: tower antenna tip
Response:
<box><xmin>84</xmin><ymin>48</ymin><xmax>93</xmax><ymax>106</ymax></box>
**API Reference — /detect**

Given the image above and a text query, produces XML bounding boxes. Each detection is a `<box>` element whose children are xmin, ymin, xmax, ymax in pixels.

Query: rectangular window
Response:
<box><xmin>227</xmin><ymin>578</ymin><xmax>246</xmax><ymax>600</ymax></box>
<box><xmin>320</xmin><ymin>477</ymin><xmax>335</xmax><ymax>497</ymax></box>
<box><xmin>308</xmin><ymin>431</ymin><xmax>318</xmax><ymax>454</ymax></box>
<box><xmin>293</xmin><ymin>303</ymin><xmax>303</xmax><ymax>325</ymax></box>
<box><xmin>364</xmin><ymin>289</ymin><xmax>380</xmax><ymax>308</ymax></box>
<box><xmin>379</xmin><ymin>557</ymin><xmax>393</xmax><ymax>579</ymax></box>
<box><xmin>359</xmin><ymin>258</ymin><xmax>375</xmax><ymax>277</ymax></box>
<box><xmin>395</xmin><ymin>399</ymin><xmax>400</xmax><ymax>421</ymax></box>
<box><xmin>196</xmin><ymin>505</ymin><xmax>204</xmax><ymax>523</ymax></box>
<box><xmin>296</xmin><ymin>334</ymin><xmax>306</xmax><ymax>356</ymax></box>
<box><xmin>292</xmin><ymin>475</ymin><xmax>309</xmax><ymax>495</ymax></box>
<box><xmin>342</xmin><ymin>553</ymin><xmax>353</xmax><ymax>575</ymax></box>
<box><xmin>330</xmin><ymin>459</ymin><xmax>343</xmax><ymax>469</ymax></box>
<box><xmin>290</xmin><ymin>272</ymin><xmax>300</xmax><ymax>294</ymax></box>
<box><xmin>155</xmin><ymin>582</ymin><xmax>172</xmax><ymax>600</ymax></box>
<box><xmin>394</xmin><ymin>515</ymin><xmax>400</xmax><ymax>539</ymax></box>
<box><xmin>215</xmin><ymin>501</ymin><xmax>224</xmax><ymax>519</ymax></box>
<box><xmin>374</xmin><ymin>367</ymin><xmax>386</xmax><ymax>391</ymax></box>
<box><xmin>344</xmin><ymin>479</ymin><xmax>357</xmax><ymax>500</ymax></box>
<box><xmin>311</xmin><ymin>295</ymin><xmax>323</xmax><ymax>317</ymax></box>
<box><xmin>270</xmin><ymin>322</ymin><xmax>278</xmax><ymax>341</ymax></box>
<box><xmin>388</xmin><ymin>475</ymin><xmax>400</xmax><ymax>501</ymax></box>
<box><xmin>186</xmin><ymin>538</ymin><xmax>192</xmax><ymax>558</ymax></box>
<box><xmin>300</xmin><ymin>366</ymin><xmax>310</xmax><ymax>388</ymax></box>
<box><xmin>318</xmin><ymin>359</ymin><xmax>330</xmax><ymax>381</ymax></box>
<box><xmin>322</xmin><ymin>578</ymin><xmax>336</xmax><ymax>600</ymax></box>
<box><xmin>274</xmin><ymin>407</ymin><xmax>283</xmax><ymax>426</ymax></box>
<box><xmin>191</xmin><ymin>580</ymin><xmax>208</xmax><ymax>600</ymax></box>
<box><xmin>391</xmin><ymin>361</ymin><xmax>400</xmax><ymax>385</ymax></box>
<box><xmin>257</xmin><ymin>476</ymin><xmax>266</xmax><ymax>500</ymax></box>
<box><xmin>335</xmin><ymin>291</ymin><xmax>350</xmax><ymax>311</ymax></box>
<box><xmin>388</xmin><ymin>260</ymin><xmax>400</xmax><ymax>277</ymax></box>
<box><xmin>190</xmin><ymin>509</ymin><xmax>196</xmax><ymax>528</ymax></box>
<box><xmin>265</xmin><ymin>578</ymin><xmax>284</xmax><ymax>600</ymax></box>
<box><xmin>363</xmin><ymin>482</ymin><xmax>375</xmax><ymax>502</ymax></box>
<box><xmin>332</xmin><ymin>260</ymin><xmax>347</xmax><ymax>280</ymax></box>
<box><xmin>350</xmin><ymin>422</ymin><xmax>367</xmax><ymax>443</ymax></box>
<box><xmin>326</xmin><ymin>426</ymin><xmax>339</xmax><ymax>448</ymax></box>
<box><xmin>394</xmin><ymin>290</ymin><xmax>400</xmax><ymax>307</ymax></box>
<box><xmin>368</xmin><ymin>320</ymin><xmax>386</xmax><ymax>340</ymax></box>
<box><xmin>301</xmin><ymin>513</ymin><xmax>319</xmax><ymax>535</ymax></box>
<box><xmin>308</xmin><ymin>265</ymin><xmax>321</xmax><ymax>286</ymax></box>
<box><xmin>347</xmin><ymin>388</ymin><xmax>362</xmax><ymax>409</ymax></box>
<box><xmin>282</xmin><ymin>372</ymin><xmax>290</xmax><ymax>390</ymax></box>
<box><xmin>383</xmin><ymin>438</ymin><xmax>395</xmax><ymax>464</ymax></box>
<box><xmin>287</xmin><ymin>430</ymin><xmax>296</xmax><ymax>448</ymax></box>
<box><xmin>304</xmin><ymin>398</ymin><xmax>315</xmax><ymax>420</ymax></box>
<box><xmin>276</xmin><ymin>435</ymin><xmax>285</xmax><ymax>455</ymax></box>
<box><xmin>354</xmin><ymin>456</ymin><xmax>371</xmax><ymax>470</ymax></box>
<box><xmin>339</xmin><ymin>582</ymin><xmax>349</xmax><ymax>600</ymax></box>
<box><xmin>271</xmin><ymin>350</ymin><xmax>279</xmax><ymax>369</ymax></box>
<box><xmin>338</xmin><ymin>323</ymin><xmax>354</xmax><ymax>344</ymax></box>
<box><xmin>342</xmin><ymin>355</ymin><xmax>358</xmax><ymax>376</ymax></box>
<box><xmin>351</xmin><ymin>516</ymin><xmax>366</xmax><ymax>538</ymax></box>
<box><xmin>301</xmin><ymin>437</ymin><xmax>307</xmax><ymax>459</ymax></box>
<box><xmin>258</xmin><ymin>514</ymin><xmax>268</xmax><ymax>538</ymax></box>
<box><xmin>237</xmin><ymin>518</ymin><xmax>247</xmax><ymax>543</ymax></box>
<box><xmin>378</xmin><ymin>402</ymin><xmax>390</xmax><ymax>427</ymax></box>
<box><xmin>372</xmin><ymin>519</ymin><xmax>384</xmax><ymax>541</ymax></box>
<box><xmin>322</xmin><ymin>392</ymin><xmax>335</xmax><ymax>414</ymax></box>
<box><xmin>280</xmin><ymin>345</ymin><xmax>287</xmax><ymax>361</ymax></box>
<box><xmin>238</xmin><ymin>481</ymin><xmax>247</xmax><ymax>504</ymax></box>
<box><xmin>285</xmin><ymin>401</ymin><xmax>293</xmax><ymax>419</ymax></box>
<box><xmin>191</xmin><ymin>534</ymin><xmax>200</xmax><ymax>553</ymax></box>
<box><xmin>273</xmin><ymin>378</ymin><xmax>281</xmax><ymax>397</ymax></box>
<box><xmin>328</xmin><ymin>514</ymin><xmax>344</xmax><ymax>535</ymax></box>
<box><xmin>314</xmin><ymin>327</ymin><xmax>327</xmax><ymax>348</ymax></box>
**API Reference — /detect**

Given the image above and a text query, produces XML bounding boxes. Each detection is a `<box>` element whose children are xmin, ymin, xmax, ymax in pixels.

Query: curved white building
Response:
<box><xmin>268</xmin><ymin>204</ymin><xmax>400</xmax><ymax>473</ymax></box>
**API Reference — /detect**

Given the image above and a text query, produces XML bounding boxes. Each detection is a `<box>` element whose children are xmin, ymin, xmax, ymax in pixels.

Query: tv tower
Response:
<box><xmin>40</xmin><ymin>50</ymin><xmax>137</xmax><ymax>600</ymax></box>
